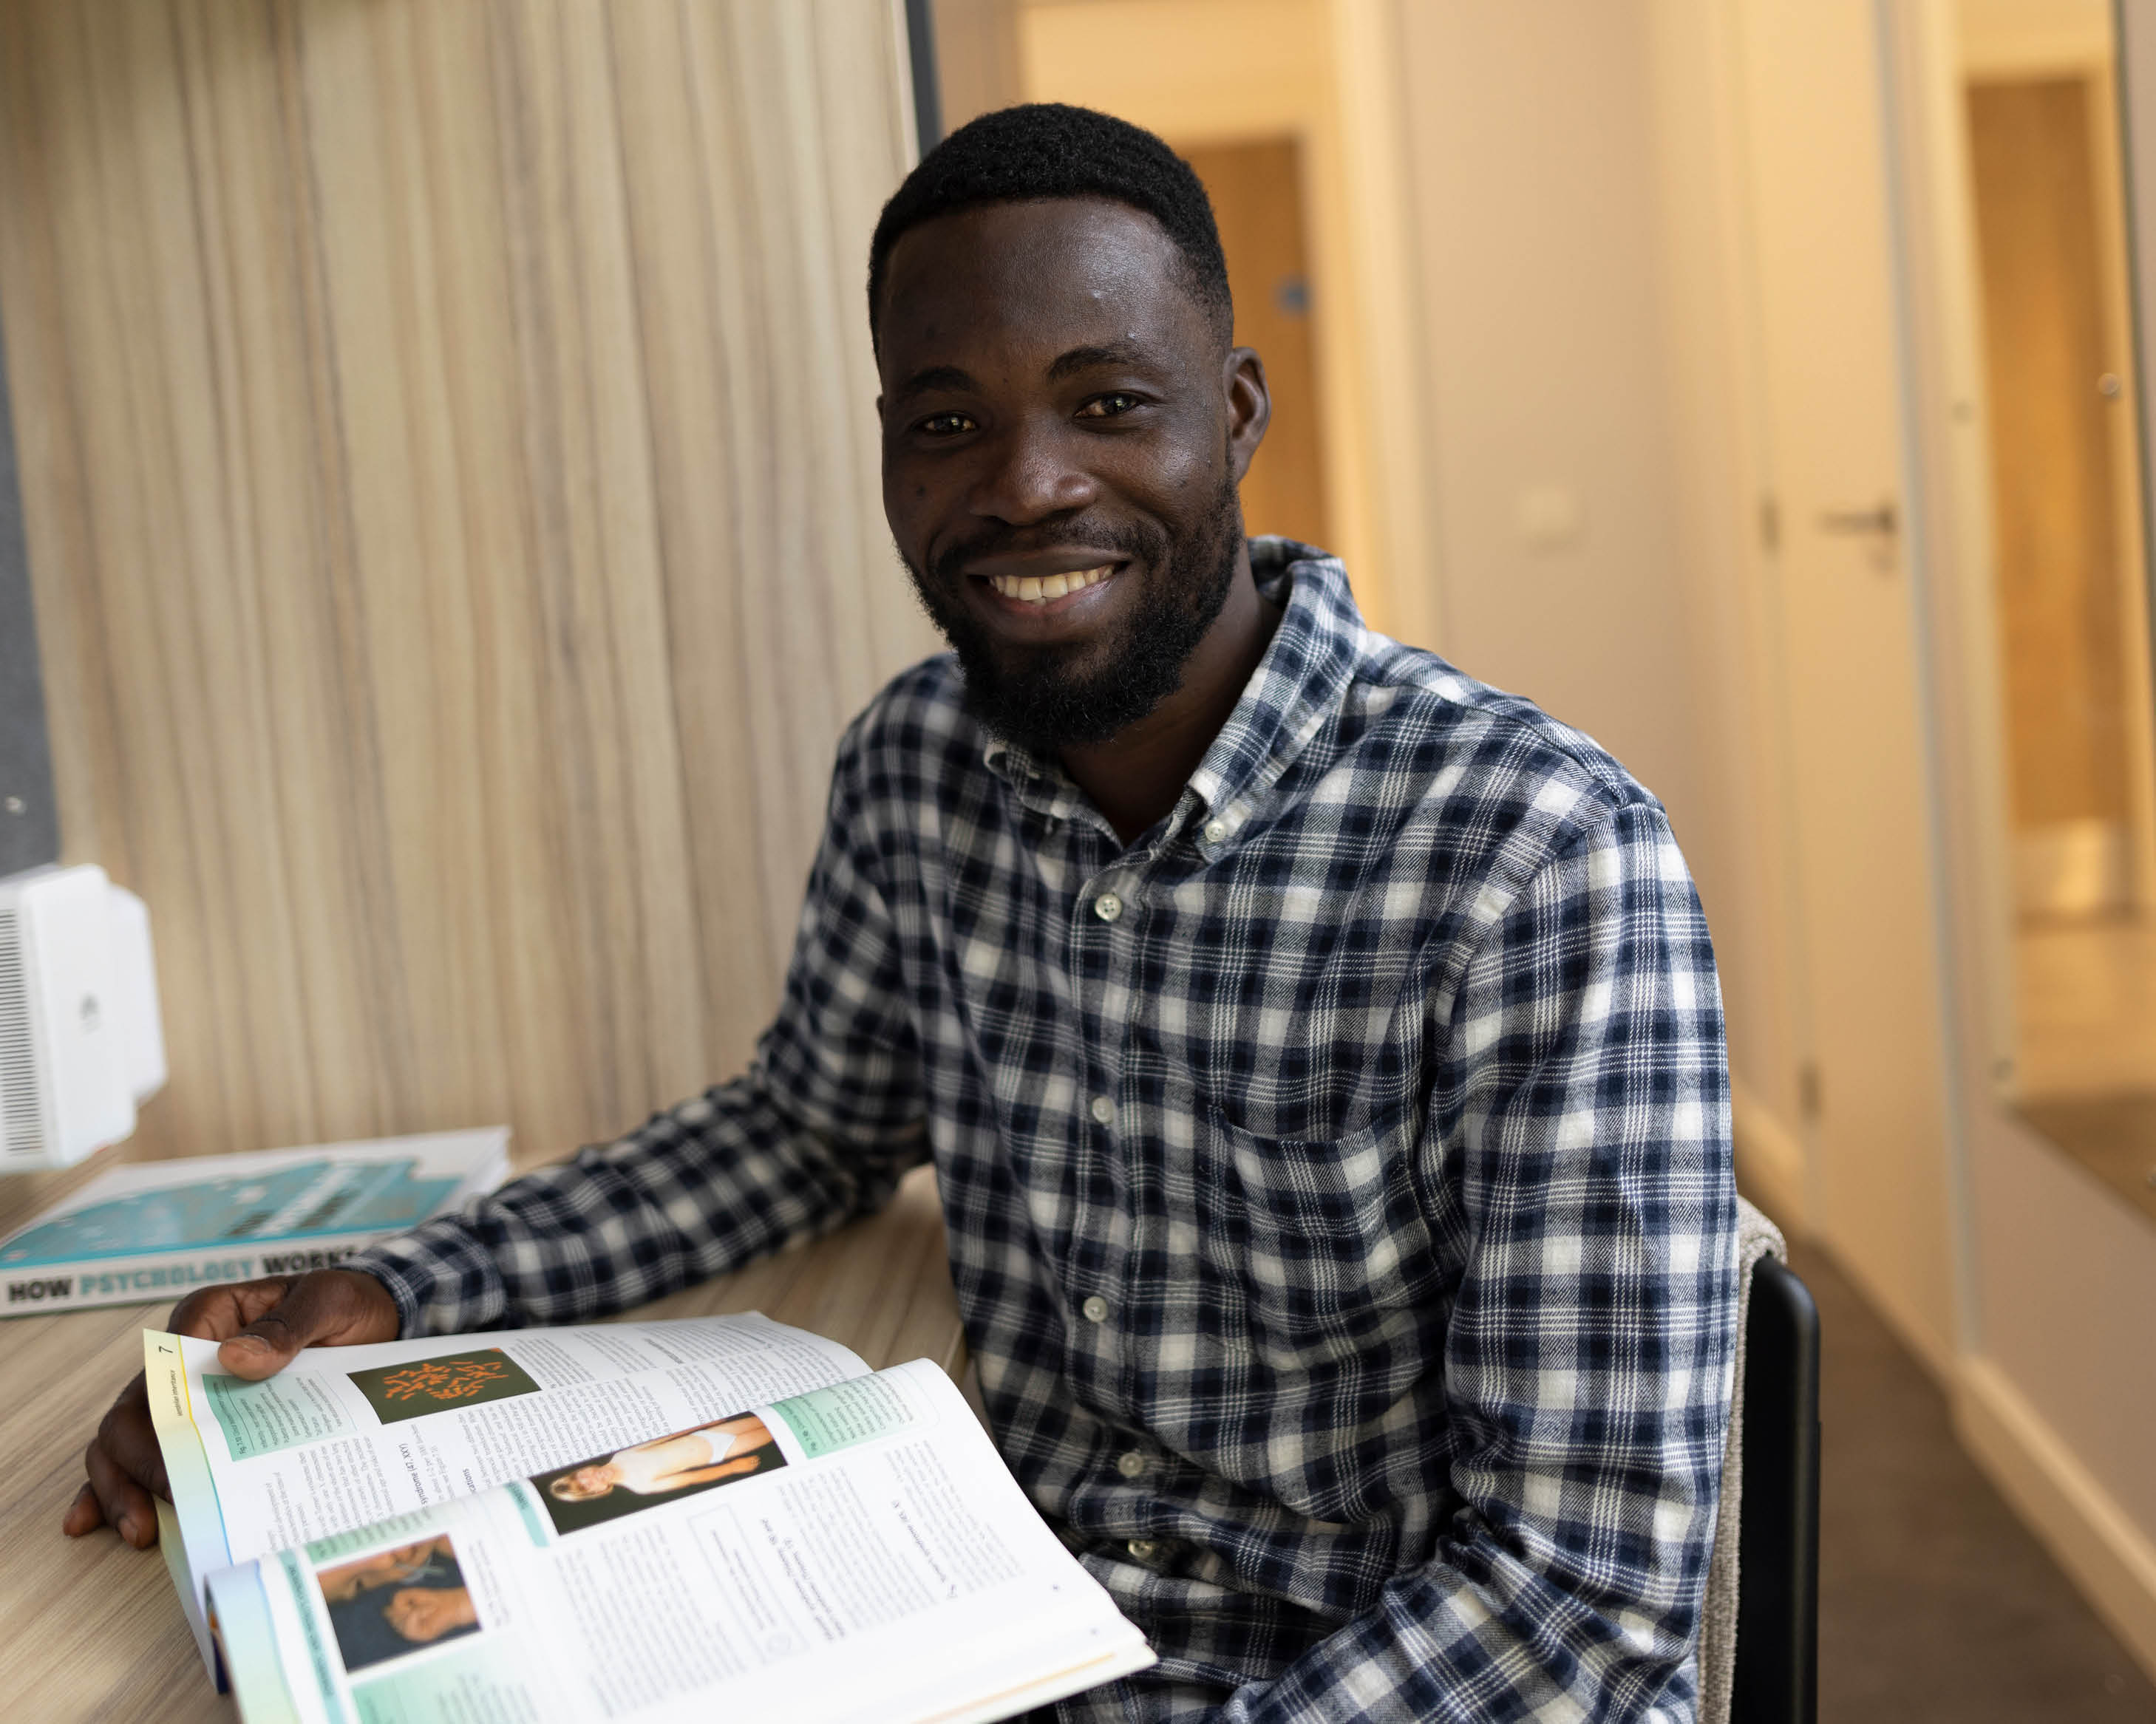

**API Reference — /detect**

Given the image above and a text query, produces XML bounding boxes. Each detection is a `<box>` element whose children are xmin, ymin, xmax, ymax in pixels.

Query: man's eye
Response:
<box><xmin>917</xmin><ymin>412</ymin><xmax>976</xmax><ymax>436</ymax></box>
<box><xmin>1076</xmin><ymin>392</ymin><xmax>1144</xmax><ymax>420</ymax></box>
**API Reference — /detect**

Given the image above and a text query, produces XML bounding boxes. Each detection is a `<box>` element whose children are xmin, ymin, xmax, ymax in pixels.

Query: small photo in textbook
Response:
<box><xmin>531</xmin><ymin>1412</ymin><xmax>788</xmax><ymax>1536</ymax></box>
<box><xmin>316</xmin><ymin>1533</ymin><xmax>482</xmax><ymax>1675</ymax></box>
<box><xmin>345</xmin><ymin>1346</ymin><xmax>543</xmax><ymax>1425</ymax></box>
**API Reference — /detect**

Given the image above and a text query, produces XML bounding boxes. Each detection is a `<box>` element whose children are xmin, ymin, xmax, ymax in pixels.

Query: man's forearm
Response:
<box><xmin>353</xmin><ymin>1070</ymin><xmax>927</xmax><ymax>1336</ymax></box>
<box><xmin>1217</xmin><ymin>1536</ymin><xmax>1708</xmax><ymax>1724</ymax></box>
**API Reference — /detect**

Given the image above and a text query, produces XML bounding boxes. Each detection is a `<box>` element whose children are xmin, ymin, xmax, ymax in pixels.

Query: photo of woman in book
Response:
<box><xmin>315</xmin><ymin>1533</ymin><xmax>481</xmax><ymax>1674</ymax></box>
<box><xmin>534</xmin><ymin>1412</ymin><xmax>786</xmax><ymax>1533</ymax></box>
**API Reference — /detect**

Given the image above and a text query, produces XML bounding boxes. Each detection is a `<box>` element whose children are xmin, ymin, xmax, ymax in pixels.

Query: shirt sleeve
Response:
<box><xmin>350</xmin><ymin>740</ymin><xmax>928</xmax><ymax>1339</ymax></box>
<box><xmin>1220</xmin><ymin>800</ymin><xmax>1740</xmax><ymax>1724</ymax></box>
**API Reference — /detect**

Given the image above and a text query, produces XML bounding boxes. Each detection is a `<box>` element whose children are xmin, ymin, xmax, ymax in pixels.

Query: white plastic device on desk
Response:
<box><xmin>0</xmin><ymin>862</ymin><xmax>166</xmax><ymax>1170</ymax></box>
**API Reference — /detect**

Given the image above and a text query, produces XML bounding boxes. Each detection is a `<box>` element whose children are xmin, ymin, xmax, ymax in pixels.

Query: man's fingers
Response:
<box><xmin>218</xmin><ymin>1270</ymin><xmax>397</xmax><ymax>1380</ymax></box>
<box><xmin>62</xmin><ymin>1481</ymin><xmax>105</xmax><ymax>1538</ymax></box>
<box><xmin>96</xmin><ymin>1375</ymin><xmax>170</xmax><ymax>1502</ymax></box>
<box><xmin>67</xmin><ymin>1274</ymin><xmax>390</xmax><ymax>1548</ymax></box>
<box><xmin>171</xmin><ymin>1278</ymin><xmax>299</xmax><ymax>1342</ymax></box>
<box><xmin>64</xmin><ymin>1371</ymin><xmax>168</xmax><ymax>1544</ymax></box>
<box><xmin>217</xmin><ymin>1312</ymin><xmax>307</xmax><ymax>1379</ymax></box>
<box><xmin>67</xmin><ymin>1270</ymin><xmax>403</xmax><ymax>1552</ymax></box>
<box><xmin>82</xmin><ymin>1438</ymin><xmax>157</xmax><ymax>1548</ymax></box>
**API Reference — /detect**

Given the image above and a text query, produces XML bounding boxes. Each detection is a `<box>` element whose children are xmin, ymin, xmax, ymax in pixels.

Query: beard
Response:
<box><xmin>901</xmin><ymin>474</ymin><xmax>1245</xmax><ymax>757</ymax></box>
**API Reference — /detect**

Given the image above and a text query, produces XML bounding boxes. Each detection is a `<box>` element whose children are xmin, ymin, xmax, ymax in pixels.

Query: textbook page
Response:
<box><xmin>148</xmin><ymin>1313</ymin><xmax>869</xmax><ymax>1675</ymax></box>
<box><xmin>207</xmin><ymin>1360</ymin><xmax>1154</xmax><ymax>1724</ymax></box>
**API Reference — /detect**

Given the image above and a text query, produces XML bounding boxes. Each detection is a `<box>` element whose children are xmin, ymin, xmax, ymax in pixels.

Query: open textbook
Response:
<box><xmin>146</xmin><ymin>1313</ymin><xmax>1154</xmax><ymax>1724</ymax></box>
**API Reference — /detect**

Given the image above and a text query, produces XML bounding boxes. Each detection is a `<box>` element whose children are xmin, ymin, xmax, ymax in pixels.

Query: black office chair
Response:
<box><xmin>1729</xmin><ymin>1254</ymin><xmax>1821</xmax><ymax>1724</ymax></box>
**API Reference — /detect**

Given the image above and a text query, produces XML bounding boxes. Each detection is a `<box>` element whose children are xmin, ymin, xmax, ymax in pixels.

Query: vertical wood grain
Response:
<box><xmin>0</xmin><ymin>0</ymin><xmax>934</xmax><ymax>1201</ymax></box>
<box><xmin>1968</xmin><ymin>76</ymin><xmax>2132</xmax><ymax>832</ymax></box>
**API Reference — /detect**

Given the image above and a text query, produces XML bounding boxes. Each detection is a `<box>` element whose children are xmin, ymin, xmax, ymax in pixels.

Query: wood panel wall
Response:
<box><xmin>0</xmin><ymin>0</ymin><xmax>935</xmax><ymax>1193</ymax></box>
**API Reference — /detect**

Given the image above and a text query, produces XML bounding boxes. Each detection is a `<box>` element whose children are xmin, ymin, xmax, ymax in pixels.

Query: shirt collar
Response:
<box><xmin>1183</xmin><ymin>538</ymin><xmax>1365</xmax><ymax>828</ymax></box>
<box><xmin>980</xmin><ymin>537</ymin><xmax>1368</xmax><ymax>839</ymax></box>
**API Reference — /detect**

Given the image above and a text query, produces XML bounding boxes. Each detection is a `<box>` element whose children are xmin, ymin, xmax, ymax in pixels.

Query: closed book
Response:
<box><xmin>0</xmin><ymin>1129</ymin><xmax>509</xmax><ymax>1315</ymax></box>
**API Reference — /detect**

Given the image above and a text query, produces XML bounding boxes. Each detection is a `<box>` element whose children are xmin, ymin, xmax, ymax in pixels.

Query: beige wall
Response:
<box><xmin>0</xmin><ymin>0</ymin><xmax>935</xmax><ymax>1215</ymax></box>
<box><xmin>1642</xmin><ymin>0</ymin><xmax>1812</xmax><ymax>1155</ymax></box>
<box><xmin>1390</xmin><ymin>3</ymin><xmax>1741</xmax><ymax>999</ymax></box>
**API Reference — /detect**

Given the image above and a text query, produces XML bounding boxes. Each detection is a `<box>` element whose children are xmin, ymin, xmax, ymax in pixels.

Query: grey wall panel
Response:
<box><xmin>0</xmin><ymin>325</ymin><xmax>57</xmax><ymax>878</ymax></box>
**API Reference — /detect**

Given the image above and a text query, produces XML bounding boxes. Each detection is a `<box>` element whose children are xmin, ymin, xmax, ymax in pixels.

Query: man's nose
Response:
<box><xmin>969</xmin><ymin>416</ymin><xmax>1098</xmax><ymax>523</ymax></box>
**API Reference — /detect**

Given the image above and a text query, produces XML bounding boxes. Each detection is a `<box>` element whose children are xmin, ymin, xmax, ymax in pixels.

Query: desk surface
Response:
<box><xmin>0</xmin><ymin>1163</ymin><xmax>965</xmax><ymax>1724</ymax></box>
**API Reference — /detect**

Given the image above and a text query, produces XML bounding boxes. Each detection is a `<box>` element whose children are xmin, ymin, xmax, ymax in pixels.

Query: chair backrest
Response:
<box><xmin>1730</xmin><ymin>1253</ymin><xmax>1821</xmax><ymax>1724</ymax></box>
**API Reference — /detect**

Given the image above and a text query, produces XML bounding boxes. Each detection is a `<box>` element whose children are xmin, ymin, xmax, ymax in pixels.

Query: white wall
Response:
<box><xmin>1394</xmin><ymin>4</ymin><xmax>1708</xmax><ymax>838</ymax></box>
<box><xmin>1640</xmin><ymin>0</ymin><xmax>1812</xmax><ymax>1151</ymax></box>
<box><xmin>1392</xmin><ymin>3</ymin><xmax>1774</xmax><ymax>1036</ymax></box>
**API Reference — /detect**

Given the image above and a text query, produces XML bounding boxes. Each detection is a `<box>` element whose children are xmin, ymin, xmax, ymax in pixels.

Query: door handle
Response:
<box><xmin>1817</xmin><ymin>500</ymin><xmax>1898</xmax><ymax>536</ymax></box>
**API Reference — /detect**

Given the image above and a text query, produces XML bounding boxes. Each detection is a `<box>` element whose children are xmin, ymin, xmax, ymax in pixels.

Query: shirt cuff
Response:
<box><xmin>346</xmin><ymin>1214</ymin><xmax>509</xmax><ymax>1339</ymax></box>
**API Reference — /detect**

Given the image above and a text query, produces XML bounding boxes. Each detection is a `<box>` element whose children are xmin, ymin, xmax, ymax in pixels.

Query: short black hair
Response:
<box><xmin>867</xmin><ymin>103</ymin><xmax>1232</xmax><ymax>350</ymax></box>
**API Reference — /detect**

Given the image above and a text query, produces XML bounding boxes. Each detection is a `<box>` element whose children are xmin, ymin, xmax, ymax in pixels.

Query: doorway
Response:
<box><xmin>1178</xmin><ymin>137</ymin><xmax>1330</xmax><ymax>548</ymax></box>
<box><xmin>1951</xmin><ymin>1</ymin><xmax>2156</xmax><ymax>1208</ymax></box>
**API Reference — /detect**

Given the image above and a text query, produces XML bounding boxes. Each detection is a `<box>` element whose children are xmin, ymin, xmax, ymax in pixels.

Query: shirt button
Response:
<box><xmin>1116</xmin><ymin>1450</ymin><xmax>1146</xmax><ymax>1479</ymax></box>
<box><xmin>1203</xmin><ymin>819</ymin><xmax>1227</xmax><ymax>845</ymax></box>
<box><xmin>1081</xmin><ymin>1295</ymin><xmax>1110</xmax><ymax>1323</ymax></box>
<box><xmin>1089</xmin><ymin>1095</ymin><xmax>1115</xmax><ymax>1126</ymax></box>
<box><xmin>1092</xmin><ymin>891</ymin><xmax>1123</xmax><ymax>922</ymax></box>
<box><xmin>1126</xmin><ymin>1538</ymin><xmax>1159</xmax><ymax>1561</ymax></box>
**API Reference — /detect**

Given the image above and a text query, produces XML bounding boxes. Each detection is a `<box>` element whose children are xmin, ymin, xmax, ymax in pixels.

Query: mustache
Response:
<box><xmin>927</xmin><ymin>516</ymin><xmax>1165</xmax><ymax>585</ymax></box>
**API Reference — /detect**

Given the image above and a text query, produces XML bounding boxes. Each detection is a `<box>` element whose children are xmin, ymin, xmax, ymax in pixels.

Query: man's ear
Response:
<box><xmin>1224</xmin><ymin>347</ymin><xmax>1270</xmax><ymax>483</ymax></box>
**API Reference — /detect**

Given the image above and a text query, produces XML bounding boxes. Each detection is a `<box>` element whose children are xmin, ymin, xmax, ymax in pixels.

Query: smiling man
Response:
<box><xmin>69</xmin><ymin>106</ymin><xmax>1738</xmax><ymax>1723</ymax></box>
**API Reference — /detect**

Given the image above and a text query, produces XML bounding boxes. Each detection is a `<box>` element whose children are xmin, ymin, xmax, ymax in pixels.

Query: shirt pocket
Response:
<box><xmin>1180</xmin><ymin>1100</ymin><xmax>1435</xmax><ymax>1374</ymax></box>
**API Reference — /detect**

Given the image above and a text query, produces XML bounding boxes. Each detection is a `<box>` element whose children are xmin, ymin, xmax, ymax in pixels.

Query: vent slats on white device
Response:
<box><xmin>0</xmin><ymin>907</ymin><xmax>45</xmax><ymax>1158</ymax></box>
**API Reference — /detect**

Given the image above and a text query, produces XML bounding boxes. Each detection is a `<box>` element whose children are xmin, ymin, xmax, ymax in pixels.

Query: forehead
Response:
<box><xmin>877</xmin><ymin>197</ymin><xmax>1213</xmax><ymax>374</ymax></box>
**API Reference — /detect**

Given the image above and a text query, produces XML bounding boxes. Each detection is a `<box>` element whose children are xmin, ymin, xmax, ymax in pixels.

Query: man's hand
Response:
<box><xmin>61</xmin><ymin>1269</ymin><xmax>401</xmax><ymax>1549</ymax></box>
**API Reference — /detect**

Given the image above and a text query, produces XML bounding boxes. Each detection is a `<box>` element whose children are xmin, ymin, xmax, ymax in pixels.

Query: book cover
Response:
<box><xmin>0</xmin><ymin>1128</ymin><xmax>509</xmax><ymax>1315</ymax></box>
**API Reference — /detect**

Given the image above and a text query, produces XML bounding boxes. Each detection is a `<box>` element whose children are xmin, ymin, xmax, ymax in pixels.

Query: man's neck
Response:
<box><xmin>1060</xmin><ymin>548</ymin><xmax>1282</xmax><ymax>845</ymax></box>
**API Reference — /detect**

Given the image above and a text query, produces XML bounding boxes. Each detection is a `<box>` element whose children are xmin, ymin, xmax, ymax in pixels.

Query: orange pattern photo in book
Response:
<box><xmin>346</xmin><ymin>1347</ymin><xmax>542</xmax><ymax>1425</ymax></box>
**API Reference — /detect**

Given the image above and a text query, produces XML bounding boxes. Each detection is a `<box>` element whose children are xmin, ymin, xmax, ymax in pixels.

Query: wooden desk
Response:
<box><xmin>0</xmin><ymin>1165</ymin><xmax>965</xmax><ymax>1724</ymax></box>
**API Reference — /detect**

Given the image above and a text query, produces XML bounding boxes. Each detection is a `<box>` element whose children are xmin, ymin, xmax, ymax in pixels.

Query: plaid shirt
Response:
<box><xmin>358</xmin><ymin>541</ymin><xmax>1738</xmax><ymax>1724</ymax></box>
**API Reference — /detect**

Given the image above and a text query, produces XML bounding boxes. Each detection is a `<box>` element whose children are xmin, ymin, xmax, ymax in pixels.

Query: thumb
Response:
<box><xmin>217</xmin><ymin>1271</ymin><xmax>386</xmax><ymax>1380</ymax></box>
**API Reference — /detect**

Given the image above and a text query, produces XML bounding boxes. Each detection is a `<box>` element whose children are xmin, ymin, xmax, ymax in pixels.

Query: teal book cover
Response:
<box><xmin>0</xmin><ymin>1130</ymin><xmax>509</xmax><ymax>1313</ymax></box>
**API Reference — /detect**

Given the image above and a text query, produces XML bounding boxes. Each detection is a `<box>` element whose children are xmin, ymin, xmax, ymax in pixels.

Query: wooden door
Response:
<box><xmin>1968</xmin><ymin>76</ymin><xmax>2141</xmax><ymax>918</ymax></box>
<box><xmin>1736</xmin><ymin>0</ymin><xmax>1960</xmax><ymax>1366</ymax></box>
<box><xmin>1180</xmin><ymin>137</ymin><xmax>1330</xmax><ymax>550</ymax></box>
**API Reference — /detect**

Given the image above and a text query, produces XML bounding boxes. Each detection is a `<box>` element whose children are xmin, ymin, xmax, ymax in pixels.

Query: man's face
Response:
<box><xmin>877</xmin><ymin>197</ymin><xmax>1259</xmax><ymax>754</ymax></box>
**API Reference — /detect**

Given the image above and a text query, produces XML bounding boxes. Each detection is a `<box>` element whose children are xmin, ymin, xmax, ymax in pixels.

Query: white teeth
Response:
<box><xmin>988</xmin><ymin>565</ymin><xmax>1112</xmax><ymax>604</ymax></box>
